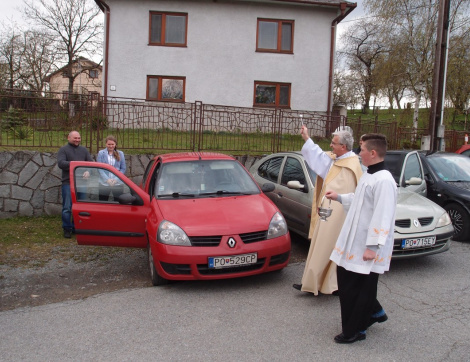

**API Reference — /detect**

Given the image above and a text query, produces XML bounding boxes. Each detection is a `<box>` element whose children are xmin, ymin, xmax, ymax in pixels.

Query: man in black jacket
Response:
<box><xmin>57</xmin><ymin>131</ymin><xmax>93</xmax><ymax>238</ymax></box>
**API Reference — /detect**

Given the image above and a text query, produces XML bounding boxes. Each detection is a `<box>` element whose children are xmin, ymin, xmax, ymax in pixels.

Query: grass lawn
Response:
<box><xmin>0</xmin><ymin>215</ymin><xmax>125</xmax><ymax>268</ymax></box>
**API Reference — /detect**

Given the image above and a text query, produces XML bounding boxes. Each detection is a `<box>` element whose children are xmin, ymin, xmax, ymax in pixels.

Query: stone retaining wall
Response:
<box><xmin>0</xmin><ymin>151</ymin><xmax>260</xmax><ymax>219</ymax></box>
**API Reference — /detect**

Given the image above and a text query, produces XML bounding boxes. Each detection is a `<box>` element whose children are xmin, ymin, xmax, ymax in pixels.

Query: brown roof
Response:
<box><xmin>94</xmin><ymin>0</ymin><xmax>357</xmax><ymax>11</ymax></box>
<box><xmin>44</xmin><ymin>57</ymin><xmax>102</xmax><ymax>82</ymax></box>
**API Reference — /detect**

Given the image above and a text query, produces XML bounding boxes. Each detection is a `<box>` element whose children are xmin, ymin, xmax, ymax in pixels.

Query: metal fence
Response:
<box><xmin>1</xmin><ymin>88</ymin><xmax>466</xmax><ymax>155</ymax></box>
<box><xmin>0</xmin><ymin>89</ymin><xmax>344</xmax><ymax>155</ymax></box>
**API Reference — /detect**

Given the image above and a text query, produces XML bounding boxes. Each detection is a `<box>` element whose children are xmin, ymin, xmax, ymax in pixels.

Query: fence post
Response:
<box><xmin>193</xmin><ymin>101</ymin><xmax>203</xmax><ymax>152</ymax></box>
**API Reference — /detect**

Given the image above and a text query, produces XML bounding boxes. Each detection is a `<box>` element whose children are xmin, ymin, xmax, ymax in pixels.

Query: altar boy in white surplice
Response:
<box><xmin>326</xmin><ymin>133</ymin><xmax>397</xmax><ymax>344</ymax></box>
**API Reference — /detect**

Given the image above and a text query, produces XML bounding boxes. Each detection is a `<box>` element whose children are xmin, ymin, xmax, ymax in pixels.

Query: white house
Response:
<box><xmin>94</xmin><ymin>0</ymin><xmax>356</xmax><ymax>114</ymax></box>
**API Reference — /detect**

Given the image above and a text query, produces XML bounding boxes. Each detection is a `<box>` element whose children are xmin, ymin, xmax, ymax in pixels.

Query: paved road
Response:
<box><xmin>1</xmin><ymin>241</ymin><xmax>469</xmax><ymax>361</ymax></box>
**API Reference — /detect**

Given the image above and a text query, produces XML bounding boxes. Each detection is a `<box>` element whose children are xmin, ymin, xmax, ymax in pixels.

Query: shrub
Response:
<box><xmin>1</xmin><ymin>107</ymin><xmax>27</xmax><ymax>130</ymax></box>
<box><xmin>10</xmin><ymin>125</ymin><xmax>33</xmax><ymax>140</ymax></box>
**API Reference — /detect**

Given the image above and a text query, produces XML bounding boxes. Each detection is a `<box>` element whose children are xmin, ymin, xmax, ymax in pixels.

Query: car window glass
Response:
<box><xmin>74</xmin><ymin>166</ymin><xmax>131</xmax><ymax>203</ymax></box>
<box><xmin>281</xmin><ymin>157</ymin><xmax>306</xmax><ymax>189</ymax></box>
<box><xmin>305</xmin><ymin>162</ymin><xmax>317</xmax><ymax>186</ymax></box>
<box><xmin>157</xmin><ymin>160</ymin><xmax>260</xmax><ymax>197</ymax></box>
<box><xmin>427</xmin><ymin>156</ymin><xmax>470</xmax><ymax>182</ymax></box>
<box><xmin>258</xmin><ymin>157</ymin><xmax>283</xmax><ymax>183</ymax></box>
<box><xmin>142</xmin><ymin>159</ymin><xmax>155</xmax><ymax>189</ymax></box>
<box><xmin>403</xmin><ymin>153</ymin><xmax>422</xmax><ymax>185</ymax></box>
<box><xmin>384</xmin><ymin>154</ymin><xmax>402</xmax><ymax>184</ymax></box>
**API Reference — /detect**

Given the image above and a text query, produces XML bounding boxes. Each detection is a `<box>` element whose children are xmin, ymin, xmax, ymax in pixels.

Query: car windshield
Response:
<box><xmin>156</xmin><ymin>159</ymin><xmax>260</xmax><ymax>198</ymax></box>
<box><xmin>426</xmin><ymin>155</ymin><xmax>470</xmax><ymax>182</ymax></box>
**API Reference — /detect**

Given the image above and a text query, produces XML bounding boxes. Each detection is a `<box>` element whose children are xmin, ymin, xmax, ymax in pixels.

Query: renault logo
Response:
<box><xmin>227</xmin><ymin>237</ymin><xmax>236</xmax><ymax>248</ymax></box>
<box><xmin>413</xmin><ymin>219</ymin><xmax>420</xmax><ymax>228</ymax></box>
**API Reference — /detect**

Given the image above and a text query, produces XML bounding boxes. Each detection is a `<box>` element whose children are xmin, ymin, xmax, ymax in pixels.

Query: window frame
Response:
<box><xmin>253</xmin><ymin>81</ymin><xmax>291</xmax><ymax>108</ymax></box>
<box><xmin>256</xmin><ymin>18</ymin><xmax>294</xmax><ymax>54</ymax></box>
<box><xmin>146</xmin><ymin>75</ymin><xmax>186</xmax><ymax>102</ymax></box>
<box><xmin>149</xmin><ymin>11</ymin><xmax>188</xmax><ymax>47</ymax></box>
<box><xmin>89</xmin><ymin>69</ymin><xmax>99</xmax><ymax>79</ymax></box>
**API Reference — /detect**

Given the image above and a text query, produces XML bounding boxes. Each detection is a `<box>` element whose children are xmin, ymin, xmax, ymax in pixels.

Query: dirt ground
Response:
<box><xmin>0</xmin><ymin>235</ymin><xmax>309</xmax><ymax>312</ymax></box>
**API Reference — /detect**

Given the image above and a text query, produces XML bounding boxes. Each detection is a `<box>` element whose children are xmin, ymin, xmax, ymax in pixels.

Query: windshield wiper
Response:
<box><xmin>159</xmin><ymin>192</ymin><xmax>196</xmax><ymax>198</ymax></box>
<box><xmin>200</xmin><ymin>190</ymin><xmax>252</xmax><ymax>196</ymax></box>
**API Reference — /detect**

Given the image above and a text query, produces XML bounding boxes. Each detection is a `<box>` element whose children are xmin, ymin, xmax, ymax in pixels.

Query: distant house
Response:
<box><xmin>44</xmin><ymin>57</ymin><xmax>103</xmax><ymax>103</ymax></box>
<box><xmin>93</xmin><ymin>0</ymin><xmax>356</xmax><ymax>114</ymax></box>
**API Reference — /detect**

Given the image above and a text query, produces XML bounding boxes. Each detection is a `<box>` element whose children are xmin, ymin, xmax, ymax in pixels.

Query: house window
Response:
<box><xmin>149</xmin><ymin>12</ymin><xmax>187</xmax><ymax>46</ymax></box>
<box><xmin>254</xmin><ymin>81</ymin><xmax>291</xmax><ymax>108</ymax></box>
<box><xmin>256</xmin><ymin>19</ymin><xmax>294</xmax><ymax>53</ymax></box>
<box><xmin>147</xmin><ymin>76</ymin><xmax>185</xmax><ymax>102</ymax></box>
<box><xmin>89</xmin><ymin>69</ymin><xmax>99</xmax><ymax>79</ymax></box>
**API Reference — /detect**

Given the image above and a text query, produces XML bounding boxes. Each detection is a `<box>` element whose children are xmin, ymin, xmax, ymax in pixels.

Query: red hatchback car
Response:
<box><xmin>70</xmin><ymin>152</ymin><xmax>291</xmax><ymax>285</ymax></box>
<box><xmin>455</xmin><ymin>144</ymin><xmax>470</xmax><ymax>157</ymax></box>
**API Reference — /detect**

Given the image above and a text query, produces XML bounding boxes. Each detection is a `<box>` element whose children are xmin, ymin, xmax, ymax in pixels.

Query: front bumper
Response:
<box><xmin>150</xmin><ymin>233</ymin><xmax>291</xmax><ymax>280</ymax></box>
<box><xmin>392</xmin><ymin>227</ymin><xmax>454</xmax><ymax>259</ymax></box>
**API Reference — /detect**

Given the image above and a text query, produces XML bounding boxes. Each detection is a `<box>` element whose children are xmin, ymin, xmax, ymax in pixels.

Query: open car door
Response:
<box><xmin>70</xmin><ymin>161</ymin><xmax>150</xmax><ymax>248</ymax></box>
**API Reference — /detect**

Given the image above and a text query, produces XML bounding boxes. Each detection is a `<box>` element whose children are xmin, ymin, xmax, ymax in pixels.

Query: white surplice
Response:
<box><xmin>330</xmin><ymin>170</ymin><xmax>397</xmax><ymax>275</ymax></box>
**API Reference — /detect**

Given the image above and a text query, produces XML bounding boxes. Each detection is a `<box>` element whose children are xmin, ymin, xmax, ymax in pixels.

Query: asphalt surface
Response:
<box><xmin>1</xmin><ymin>241</ymin><xmax>469</xmax><ymax>361</ymax></box>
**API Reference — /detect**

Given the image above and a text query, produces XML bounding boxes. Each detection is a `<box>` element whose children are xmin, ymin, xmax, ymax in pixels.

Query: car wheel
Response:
<box><xmin>444</xmin><ymin>203</ymin><xmax>470</xmax><ymax>241</ymax></box>
<box><xmin>147</xmin><ymin>243</ymin><xmax>168</xmax><ymax>286</ymax></box>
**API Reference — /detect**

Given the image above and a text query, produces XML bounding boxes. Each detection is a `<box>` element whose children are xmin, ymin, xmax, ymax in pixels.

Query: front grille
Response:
<box><xmin>395</xmin><ymin>217</ymin><xmax>434</xmax><ymax>228</ymax></box>
<box><xmin>240</xmin><ymin>230</ymin><xmax>267</xmax><ymax>244</ymax></box>
<box><xmin>189</xmin><ymin>236</ymin><xmax>222</xmax><ymax>247</ymax></box>
<box><xmin>418</xmin><ymin>217</ymin><xmax>433</xmax><ymax>226</ymax></box>
<box><xmin>269</xmin><ymin>251</ymin><xmax>290</xmax><ymax>266</ymax></box>
<box><xmin>197</xmin><ymin>258</ymin><xmax>266</xmax><ymax>275</ymax></box>
<box><xmin>160</xmin><ymin>262</ymin><xmax>191</xmax><ymax>275</ymax></box>
<box><xmin>395</xmin><ymin>219</ymin><xmax>411</xmax><ymax>228</ymax></box>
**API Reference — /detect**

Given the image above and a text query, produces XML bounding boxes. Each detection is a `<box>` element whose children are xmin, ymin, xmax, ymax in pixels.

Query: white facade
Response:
<box><xmin>100</xmin><ymin>0</ymin><xmax>350</xmax><ymax>112</ymax></box>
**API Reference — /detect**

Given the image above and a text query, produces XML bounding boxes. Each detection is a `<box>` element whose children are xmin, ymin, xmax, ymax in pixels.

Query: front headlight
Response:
<box><xmin>267</xmin><ymin>212</ymin><xmax>288</xmax><ymax>239</ymax></box>
<box><xmin>157</xmin><ymin>220</ymin><xmax>191</xmax><ymax>246</ymax></box>
<box><xmin>436</xmin><ymin>212</ymin><xmax>452</xmax><ymax>227</ymax></box>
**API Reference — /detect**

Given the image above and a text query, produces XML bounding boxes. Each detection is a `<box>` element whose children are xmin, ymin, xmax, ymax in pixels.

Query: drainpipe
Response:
<box><xmin>327</xmin><ymin>2</ymin><xmax>356</xmax><ymax>117</ymax></box>
<box><xmin>94</xmin><ymin>0</ymin><xmax>110</xmax><ymax>102</ymax></box>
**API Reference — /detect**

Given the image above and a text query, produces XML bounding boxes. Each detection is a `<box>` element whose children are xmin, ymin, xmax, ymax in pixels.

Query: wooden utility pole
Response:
<box><xmin>428</xmin><ymin>0</ymin><xmax>451</xmax><ymax>151</ymax></box>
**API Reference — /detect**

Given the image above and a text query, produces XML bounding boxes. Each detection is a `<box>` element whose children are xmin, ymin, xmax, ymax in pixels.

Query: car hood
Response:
<box><xmin>395</xmin><ymin>188</ymin><xmax>446</xmax><ymax>231</ymax></box>
<box><xmin>157</xmin><ymin>195</ymin><xmax>280</xmax><ymax>235</ymax></box>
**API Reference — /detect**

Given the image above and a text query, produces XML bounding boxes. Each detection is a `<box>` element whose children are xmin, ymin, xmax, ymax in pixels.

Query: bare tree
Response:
<box><xmin>20</xmin><ymin>29</ymin><xmax>57</xmax><ymax>92</ymax></box>
<box><xmin>339</xmin><ymin>19</ymin><xmax>388</xmax><ymax>113</ymax></box>
<box><xmin>23</xmin><ymin>0</ymin><xmax>103</xmax><ymax>113</ymax></box>
<box><xmin>364</xmin><ymin>0</ymin><xmax>470</xmax><ymax>131</ymax></box>
<box><xmin>0</xmin><ymin>22</ymin><xmax>24</xmax><ymax>89</ymax></box>
<box><xmin>446</xmin><ymin>29</ymin><xmax>470</xmax><ymax>126</ymax></box>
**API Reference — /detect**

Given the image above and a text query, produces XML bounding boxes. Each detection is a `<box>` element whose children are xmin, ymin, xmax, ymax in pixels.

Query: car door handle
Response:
<box><xmin>79</xmin><ymin>212</ymin><xmax>91</xmax><ymax>216</ymax></box>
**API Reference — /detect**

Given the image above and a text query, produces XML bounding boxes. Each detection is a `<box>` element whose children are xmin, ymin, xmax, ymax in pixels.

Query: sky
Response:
<box><xmin>1</xmin><ymin>0</ymin><xmax>365</xmax><ymax>29</ymax></box>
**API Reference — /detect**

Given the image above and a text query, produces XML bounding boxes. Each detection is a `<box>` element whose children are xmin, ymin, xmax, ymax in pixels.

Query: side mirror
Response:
<box><xmin>405</xmin><ymin>177</ymin><xmax>423</xmax><ymax>186</ymax></box>
<box><xmin>287</xmin><ymin>180</ymin><xmax>304</xmax><ymax>190</ymax></box>
<box><xmin>117</xmin><ymin>193</ymin><xmax>143</xmax><ymax>205</ymax></box>
<box><xmin>261</xmin><ymin>183</ymin><xmax>275</xmax><ymax>193</ymax></box>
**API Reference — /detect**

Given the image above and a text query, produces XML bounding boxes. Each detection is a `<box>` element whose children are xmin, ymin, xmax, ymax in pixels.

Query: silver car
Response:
<box><xmin>249</xmin><ymin>152</ymin><xmax>454</xmax><ymax>259</ymax></box>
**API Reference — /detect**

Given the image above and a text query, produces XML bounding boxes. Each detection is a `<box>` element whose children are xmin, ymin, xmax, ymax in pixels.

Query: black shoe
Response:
<box><xmin>292</xmin><ymin>283</ymin><xmax>302</xmax><ymax>291</ymax></box>
<box><xmin>334</xmin><ymin>332</ymin><xmax>366</xmax><ymax>344</ymax></box>
<box><xmin>64</xmin><ymin>229</ymin><xmax>72</xmax><ymax>238</ymax></box>
<box><xmin>368</xmin><ymin>313</ymin><xmax>388</xmax><ymax>327</ymax></box>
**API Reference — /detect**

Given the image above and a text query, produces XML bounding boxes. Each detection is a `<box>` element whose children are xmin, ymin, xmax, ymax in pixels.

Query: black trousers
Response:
<box><xmin>337</xmin><ymin>266</ymin><xmax>383</xmax><ymax>337</ymax></box>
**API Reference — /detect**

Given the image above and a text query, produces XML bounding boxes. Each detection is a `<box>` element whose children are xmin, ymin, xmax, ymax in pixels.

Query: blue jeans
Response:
<box><xmin>61</xmin><ymin>183</ymin><xmax>73</xmax><ymax>231</ymax></box>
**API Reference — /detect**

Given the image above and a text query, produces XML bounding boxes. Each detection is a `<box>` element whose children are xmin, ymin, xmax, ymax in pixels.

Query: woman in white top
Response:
<box><xmin>97</xmin><ymin>135</ymin><xmax>126</xmax><ymax>201</ymax></box>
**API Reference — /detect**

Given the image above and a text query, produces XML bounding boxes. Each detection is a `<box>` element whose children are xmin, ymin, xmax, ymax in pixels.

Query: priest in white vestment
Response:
<box><xmin>293</xmin><ymin>126</ymin><xmax>363</xmax><ymax>295</ymax></box>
